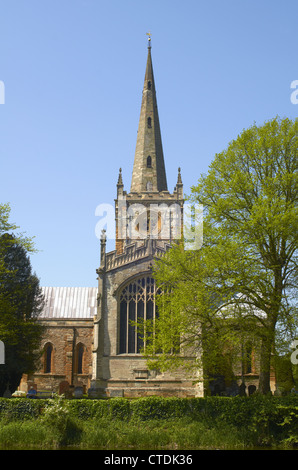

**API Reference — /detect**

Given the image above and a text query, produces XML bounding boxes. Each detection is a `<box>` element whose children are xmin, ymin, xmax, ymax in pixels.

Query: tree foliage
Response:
<box><xmin>0</xmin><ymin>203</ymin><xmax>44</xmax><ymax>396</ymax></box>
<box><xmin>145</xmin><ymin>117</ymin><xmax>298</xmax><ymax>394</ymax></box>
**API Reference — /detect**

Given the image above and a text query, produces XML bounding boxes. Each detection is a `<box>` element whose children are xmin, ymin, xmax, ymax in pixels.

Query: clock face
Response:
<box><xmin>147</xmin><ymin>210</ymin><xmax>164</xmax><ymax>239</ymax></box>
<box><xmin>136</xmin><ymin>210</ymin><xmax>149</xmax><ymax>237</ymax></box>
<box><xmin>132</xmin><ymin>209</ymin><xmax>161</xmax><ymax>239</ymax></box>
<box><xmin>148</xmin><ymin>210</ymin><xmax>160</xmax><ymax>236</ymax></box>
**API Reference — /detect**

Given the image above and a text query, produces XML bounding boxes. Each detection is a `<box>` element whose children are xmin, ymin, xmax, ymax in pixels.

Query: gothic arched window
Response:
<box><xmin>147</xmin><ymin>155</ymin><xmax>152</xmax><ymax>168</ymax></box>
<box><xmin>44</xmin><ymin>343</ymin><xmax>53</xmax><ymax>373</ymax></box>
<box><xmin>147</xmin><ymin>117</ymin><xmax>152</xmax><ymax>128</ymax></box>
<box><xmin>119</xmin><ymin>276</ymin><xmax>159</xmax><ymax>354</ymax></box>
<box><xmin>76</xmin><ymin>343</ymin><xmax>84</xmax><ymax>374</ymax></box>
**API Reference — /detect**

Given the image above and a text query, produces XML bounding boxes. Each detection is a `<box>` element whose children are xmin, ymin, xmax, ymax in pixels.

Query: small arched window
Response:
<box><xmin>148</xmin><ymin>80</ymin><xmax>151</xmax><ymax>90</ymax></box>
<box><xmin>76</xmin><ymin>344</ymin><xmax>84</xmax><ymax>374</ymax></box>
<box><xmin>147</xmin><ymin>117</ymin><xmax>152</xmax><ymax>128</ymax></box>
<box><xmin>147</xmin><ymin>156</ymin><xmax>152</xmax><ymax>168</ymax></box>
<box><xmin>44</xmin><ymin>343</ymin><xmax>53</xmax><ymax>373</ymax></box>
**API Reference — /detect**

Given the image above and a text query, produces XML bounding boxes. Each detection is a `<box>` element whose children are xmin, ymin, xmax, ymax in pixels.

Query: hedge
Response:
<box><xmin>1</xmin><ymin>396</ymin><xmax>298</xmax><ymax>448</ymax></box>
<box><xmin>1</xmin><ymin>395</ymin><xmax>298</xmax><ymax>432</ymax></box>
<box><xmin>0</xmin><ymin>397</ymin><xmax>41</xmax><ymax>420</ymax></box>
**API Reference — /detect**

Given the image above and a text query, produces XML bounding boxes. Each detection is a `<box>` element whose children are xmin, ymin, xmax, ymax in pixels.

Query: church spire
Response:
<box><xmin>130</xmin><ymin>38</ymin><xmax>168</xmax><ymax>193</ymax></box>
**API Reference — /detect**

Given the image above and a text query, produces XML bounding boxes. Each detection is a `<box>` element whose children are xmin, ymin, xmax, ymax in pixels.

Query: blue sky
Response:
<box><xmin>0</xmin><ymin>0</ymin><xmax>297</xmax><ymax>287</ymax></box>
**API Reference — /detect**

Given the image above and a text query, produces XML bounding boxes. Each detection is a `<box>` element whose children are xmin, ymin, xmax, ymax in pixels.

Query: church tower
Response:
<box><xmin>116</xmin><ymin>36</ymin><xmax>183</xmax><ymax>254</ymax></box>
<box><xmin>89</xmin><ymin>38</ymin><xmax>201</xmax><ymax>398</ymax></box>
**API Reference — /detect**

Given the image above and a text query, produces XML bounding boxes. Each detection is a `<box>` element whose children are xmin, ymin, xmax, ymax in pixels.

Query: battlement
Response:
<box><xmin>102</xmin><ymin>238</ymin><xmax>171</xmax><ymax>272</ymax></box>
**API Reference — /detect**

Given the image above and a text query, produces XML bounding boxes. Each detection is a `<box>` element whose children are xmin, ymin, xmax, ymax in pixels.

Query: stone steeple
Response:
<box><xmin>130</xmin><ymin>40</ymin><xmax>167</xmax><ymax>193</ymax></box>
<box><xmin>115</xmin><ymin>38</ymin><xmax>184</xmax><ymax>255</ymax></box>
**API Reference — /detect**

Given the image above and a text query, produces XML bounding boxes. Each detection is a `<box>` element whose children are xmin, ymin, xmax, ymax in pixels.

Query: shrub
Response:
<box><xmin>109</xmin><ymin>398</ymin><xmax>131</xmax><ymax>420</ymax></box>
<box><xmin>67</xmin><ymin>399</ymin><xmax>105</xmax><ymax>419</ymax></box>
<box><xmin>40</xmin><ymin>395</ymin><xmax>82</xmax><ymax>447</ymax></box>
<box><xmin>0</xmin><ymin>398</ymin><xmax>41</xmax><ymax>421</ymax></box>
<box><xmin>130</xmin><ymin>396</ymin><xmax>190</xmax><ymax>421</ymax></box>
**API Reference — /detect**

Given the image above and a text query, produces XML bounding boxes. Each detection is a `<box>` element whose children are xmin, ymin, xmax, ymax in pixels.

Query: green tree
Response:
<box><xmin>145</xmin><ymin>117</ymin><xmax>298</xmax><ymax>395</ymax></box>
<box><xmin>0</xmin><ymin>204</ymin><xmax>44</xmax><ymax>396</ymax></box>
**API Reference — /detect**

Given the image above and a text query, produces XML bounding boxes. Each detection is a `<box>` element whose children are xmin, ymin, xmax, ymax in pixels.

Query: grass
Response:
<box><xmin>0</xmin><ymin>420</ymin><xmax>53</xmax><ymax>449</ymax></box>
<box><xmin>0</xmin><ymin>415</ymin><xmax>266</xmax><ymax>450</ymax></box>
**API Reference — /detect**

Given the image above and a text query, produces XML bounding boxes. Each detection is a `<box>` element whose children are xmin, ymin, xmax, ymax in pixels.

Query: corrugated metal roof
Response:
<box><xmin>40</xmin><ymin>287</ymin><xmax>98</xmax><ymax>319</ymax></box>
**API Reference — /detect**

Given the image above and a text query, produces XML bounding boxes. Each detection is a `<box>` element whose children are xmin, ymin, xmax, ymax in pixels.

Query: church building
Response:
<box><xmin>20</xmin><ymin>39</ymin><xmax>203</xmax><ymax>398</ymax></box>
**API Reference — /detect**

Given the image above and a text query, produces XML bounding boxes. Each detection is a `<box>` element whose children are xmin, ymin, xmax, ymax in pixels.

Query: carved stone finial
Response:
<box><xmin>177</xmin><ymin>167</ymin><xmax>182</xmax><ymax>184</ymax></box>
<box><xmin>117</xmin><ymin>168</ymin><xmax>123</xmax><ymax>186</ymax></box>
<box><xmin>100</xmin><ymin>229</ymin><xmax>107</xmax><ymax>243</ymax></box>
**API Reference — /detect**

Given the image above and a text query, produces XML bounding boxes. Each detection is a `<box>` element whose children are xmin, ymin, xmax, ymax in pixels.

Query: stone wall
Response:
<box><xmin>19</xmin><ymin>318</ymin><xmax>93</xmax><ymax>394</ymax></box>
<box><xmin>91</xmin><ymin>252</ymin><xmax>203</xmax><ymax>398</ymax></box>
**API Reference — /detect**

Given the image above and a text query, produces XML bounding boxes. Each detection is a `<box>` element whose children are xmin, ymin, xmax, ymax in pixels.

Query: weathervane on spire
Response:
<box><xmin>146</xmin><ymin>31</ymin><xmax>151</xmax><ymax>48</ymax></box>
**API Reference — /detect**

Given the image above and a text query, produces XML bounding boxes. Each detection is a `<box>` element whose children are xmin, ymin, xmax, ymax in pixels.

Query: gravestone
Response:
<box><xmin>74</xmin><ymin>386</ymin><xmax>83</xmax><ymax>398</ymax></box>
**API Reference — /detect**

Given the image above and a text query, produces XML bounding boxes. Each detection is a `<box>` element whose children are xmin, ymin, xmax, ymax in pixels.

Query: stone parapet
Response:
<box><xmin>104</xmin><ymin>238</ymin><xmax>171</xmax><ymax>272</ymax></box>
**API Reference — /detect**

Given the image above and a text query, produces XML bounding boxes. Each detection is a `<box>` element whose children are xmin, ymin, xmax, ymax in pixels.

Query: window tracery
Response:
<box><xmin>119</xmin><ymin>276</ymin><xmax>159</xmax><ymax>354</ymax></box>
